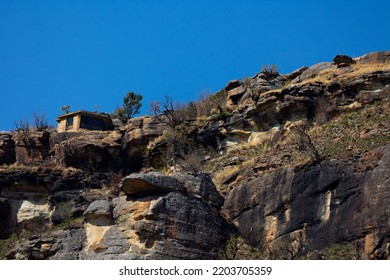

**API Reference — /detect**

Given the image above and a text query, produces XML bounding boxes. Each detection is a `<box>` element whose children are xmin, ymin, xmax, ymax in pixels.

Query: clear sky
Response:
<box><xmin>1</xmin><ymin>0</ymin><xmax>389</xmax><ymax>131</ymax></box>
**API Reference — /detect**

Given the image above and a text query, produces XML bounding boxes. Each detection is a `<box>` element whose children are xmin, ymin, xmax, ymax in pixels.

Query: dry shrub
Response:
<box><xmin>178</xmin><ymin>149</ymin><xmax>205</xmax><ymax>174</ymax></box>
<box><xmin>196</xmin><ymin>91</ymin><xmax>216</xmax><ymax>117</ymax></box>
<box><xmin>33</xmin><ymin>112</ymin><xmax>49</xmax><ymax>132</ymax></box>
<box><xmin>175</xmin><ymin>101</ymin><xmax>198</xmax><ymax>121</ymax></box>
<box><xmin>261</xmin><ymin>64</ymin><xmax>279</xmax><ymax>76</ymax></box>
<box><xmin>195</xmin><ymin>90</ymin><xmax>227</xmax><ymax>117</ymax></box>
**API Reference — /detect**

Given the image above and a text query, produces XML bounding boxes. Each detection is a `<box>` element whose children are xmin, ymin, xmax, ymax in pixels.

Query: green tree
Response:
<box><xmin>113</xmin><ymin>92</ymin><xmax>143</xmax><ymax>123</ymax></box>
<box><xmin>60</xmin><ymin>105</ymin><xmax>71</xmax><ymax>114</ymax></box>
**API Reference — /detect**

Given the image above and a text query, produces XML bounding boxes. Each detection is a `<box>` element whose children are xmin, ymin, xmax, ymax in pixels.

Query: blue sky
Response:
<box><xmin>0</xmin><ymin>0</ymin><xmax>389</xmax><ymax>131</ymax></box>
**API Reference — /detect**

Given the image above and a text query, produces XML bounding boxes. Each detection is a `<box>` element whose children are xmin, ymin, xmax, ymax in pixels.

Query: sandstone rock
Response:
<box><xmin>358</xmin><ymin>50</ymin><xmax>390</xmax><ymax>64</ymax></box>
<box><xmin>227</xmin><ymin>85</ymin><xmax>246</xmax><ymax>107</ymax></box>
<box><xmin>292</xmin><ymin>62</ymin><xmax>334</xmax><ymax>83</ymax></box>
<box><xmin>123</xmin><ymin>116</ymin><xmax>167</xmax><ymax>170</ymax></box>
<box><xmin>83</xmin><ymin>173</ymin><xmax>229</xmax><ymax>260</ymax></box>
<box><xmin>224</xmin><ymin>80</ymin><xmax>241</xmax><ymax>91</ymax></box>
<box><xmin>0</xmin><ymin>133</ymin><xmax>16</xmax><ymax>165</ymax></box>
<box><xmin>223</xmin><ymin>144</ymin><xmax>390</xmax><ymax>259</ymax></box>
<box><xmin>11</xmin><ymin>197</ymin><xmax>52</xmax><ymax>224</ymax></box>
<box><xmin>120</xmin><ymin>172</ymin><xmax>184</xmax><ymax>195</ymax></box>
<box><xmin>52</xmin><ymin>130</ymin><xmax>124</xmax><ymax>171</ymax></box>
<box><xmin>253</xmin><ymin>72</ymin><xmax>285</xmax><ymax>92</ymax></box>
<box><xmin>2</xmin><ymin>50</ymin><xmax>390</xmax><ymax>260</ymax></box>
<box><xmin>285</xmin><ymin>66</ymin><xmax>309</xmax><ymax>80</ymax></box>
<box><xmin>12</xmin><ymin>131</ymin><xmax>50</xmax><ymax>164</ymax></box>
<box><xmin>120</xmin><ymin>172</ymin><xmax>224</xmax><ymax>208</ymax></box>
<box><xmin>171</xmin><ymin>173</ymin><xmax>224</xmax><ymax>208</ymax></box>
<box><xmin>84</xmin><ymin>200</ymin><xmax>112</xmax><ymax>219</ymax></box>
<box><xmin>6</xmin><ymin>229</ymin><xmax>85</xmax><ymax>260</ymax></box>
<box><xmin>84</xmin><ymin>200</ymin><xmax>113</xmax><ymax>226</ymax></box>
<box><xmin>0</xmin><ymin>169</ymin><xmax>108</xmax><ymax>233</ymax></box>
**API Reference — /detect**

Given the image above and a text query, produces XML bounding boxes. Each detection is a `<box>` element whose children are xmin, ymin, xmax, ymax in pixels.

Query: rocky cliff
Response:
<box><xmin>1</xmin><ymin>51</ymin><xmax>389</xmax><ymax>259</ymax></box>
<box><xmin>2</xmin><ymin>172</ymin><xmax>229</xmax><ymax>259</ymax></box>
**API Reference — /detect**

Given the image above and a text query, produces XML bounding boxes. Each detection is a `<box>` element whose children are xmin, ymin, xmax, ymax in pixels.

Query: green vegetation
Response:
<box><xmin>51</xmin><ymin>216</ymin><xmax>84</xmax><ymax>231</ymax></box>
<box><xmin>60</xmin><ymin>105</ymin><xmax>71</xmax><ymax>114</ymax></box>
<box><xmin>322</xmin><ymin>243</ymin><xmax>358</xmax><ymax>260</ymax></box>
<box><xmin>314</xmin><ymin>100</ymin><xmax>390</xmax><ymax>158</ymax></box>
<box><xmin>0</xmin><ymin>234</ymin><xmax>18</xmax><ymax>260</ymax></box>
<box><xmin>113</xmin><ymin>92</ymin><xmax>143</xmax><ymax>123</ymax></box>
<box><xmin>219</xmin><ymin>235</ymin><xmax>263</xmax><ymax>260</ymax></box>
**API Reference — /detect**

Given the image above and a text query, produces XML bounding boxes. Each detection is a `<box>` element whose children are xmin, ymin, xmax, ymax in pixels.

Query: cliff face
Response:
<box><xmin>223</xmin><ymin>145</ymin><xmax>390</xmax><ymax>259</ymax></box>
<box><xmin>1</xmin><ymin>51</ymin><xmax>390</xmax><ymax>259</ymax></box>
<box><xmin>2</xmin><ymin>172</ymin><xmax>229</xmax><ymax>260</ymax></box>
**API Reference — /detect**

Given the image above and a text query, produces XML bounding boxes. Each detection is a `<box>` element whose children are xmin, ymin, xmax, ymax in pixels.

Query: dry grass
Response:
<box><xmin>343</xmin><ymin>62</ymin><xmax>390</xmax><ymax>79</ymax></box>
<box><xmin>293</xmin><ymin>62</ymin><xmax>390</xmax><ymax>88</ymax></box>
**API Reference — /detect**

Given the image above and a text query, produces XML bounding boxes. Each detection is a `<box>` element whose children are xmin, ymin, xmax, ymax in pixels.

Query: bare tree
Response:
<box><xmin>33</xmin><ymin>112</ymin><xmax>49</xmax><ymax>132</ymax></box>
<box><xmin>149</xmin><ymin>95</ymin><xmax>184</xmax><ymax>129</ymax></box>
<box><xmin>15</xmin><ymin>118</ymin><xmax>30</xmax><ymax>136</ymax></box>
<box><xmin>244</xmin><ymin>78</ymin><xmax>261</xmax><ymax>105</ymax></box>
<box><xmin>208</xmin><ymin>90</ymin><xmax>227</xmax><ymax>114</ymax></box>
<box><xmin>290</xmin><ymin>125</ymin><xmax>321</xmax><ymax>162</ymax></box>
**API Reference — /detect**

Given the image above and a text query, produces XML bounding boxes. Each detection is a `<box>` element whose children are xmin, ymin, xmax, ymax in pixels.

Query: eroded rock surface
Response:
<box><xmin>223</xmin><ymin>145</ymin><xmax>390</xmax><ymax>259</ymax></box>
<box><xmin>83</xmin><ymin>172</ymin><xmax>229</xmax><ymax>259</ymax></box>
<box><xmin>0</xmin><ymin>133</ymin><xmax>15</xmax><ymax>165</ymax></box>
<box><xmin>4</xmin><ymin>172</ymin><xmax>230</xmax><ymax>260</ymax></box>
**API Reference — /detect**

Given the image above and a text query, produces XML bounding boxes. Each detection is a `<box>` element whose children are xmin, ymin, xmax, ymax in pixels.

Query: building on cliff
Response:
<box><xmin>56</xmin><ymin>110</ymin><xmax>114</xmax><ymax>132</ymax></box>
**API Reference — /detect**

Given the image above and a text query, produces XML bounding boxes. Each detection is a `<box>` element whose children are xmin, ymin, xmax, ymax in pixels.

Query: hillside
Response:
<box><xmin>1</xmin><ymin>50</ymin><xmax>390</xmax><ymax>260</ymax></box>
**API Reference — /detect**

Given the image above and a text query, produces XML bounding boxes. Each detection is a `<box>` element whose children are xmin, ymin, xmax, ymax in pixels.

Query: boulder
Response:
<box><xmin>119</xmin><ymin>172</ymin><xmax>184</xmax><ymax>195</ymax></box>
<box><xmin>120</xmin><ymin>172</ymin><xmax>224</xmax><ymax>208</ymax></box>
<box><xmin>171</xmin><ymin>173</ymin><xmax>224</xmax><ymax>208</ymax></box>
<box><xmin>84</xmin><ymin>200</ymin><xmax>112</xmax><ymax>219</ymax></box>
<box><xmin>333</xmin><ymin>54</ymin><xmax>355</xmax><ymax>67</ymax></box>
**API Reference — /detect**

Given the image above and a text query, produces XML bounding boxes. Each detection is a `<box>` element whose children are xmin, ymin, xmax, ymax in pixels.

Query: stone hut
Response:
<box><xmin>56</xmin><ymin>111</ymin><xmax>114</xmax><ymax>133</ymax></box>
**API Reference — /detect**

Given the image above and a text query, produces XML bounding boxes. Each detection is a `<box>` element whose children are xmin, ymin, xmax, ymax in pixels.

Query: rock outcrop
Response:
<box><xmin>0</xmin><ymin>133</ymin><xmax>15</xmax><ymax>165</ymax></box>
<box><xmin>223</xmin><ymin>144</ymin><xmax>390</xmax><ymax>259</ymax></box>
<box><xmin>122</xmin><ymin>116</ymin><xmax>168</xmax><ymax>170</ymax></box>
<box><xmin>12</xmin><ymin>131</ymin><xmax>50</xmax><ymax>164</ymax></box>
<box><xmin>0</xmin><ymin>168</ymin><xmax>109</xmax><ymax>237</ymax></box>
<box><xmin>333</xmin><ymin>54</ymin><xmax>356</xmax><ymax>67</ymax></box>
<box><xmin>82</xmin><ymin>172</ymin><xmax>229</xmax><ymax>260</ymax></box>
<box><xmin>4</xmin><ymin>172</ymin><xmax>230</xmax><ymax>259</ymax></box>
<box><xmin>1</xmin><ymin>51</ymin><xmax>389</xmax><ymax>260</ymax></box>
<box><xmin>6</xmin><ymin>229</ymin><xmax>85</xmax><ymax>260</ymax></box>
